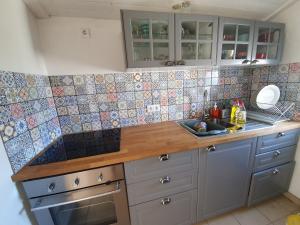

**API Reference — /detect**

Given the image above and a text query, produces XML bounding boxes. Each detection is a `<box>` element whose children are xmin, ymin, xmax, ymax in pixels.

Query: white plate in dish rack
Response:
<box><xmin>256</xmin><ymin>85</ymin><xmax>280</xmax><ymax>110</ymax></box>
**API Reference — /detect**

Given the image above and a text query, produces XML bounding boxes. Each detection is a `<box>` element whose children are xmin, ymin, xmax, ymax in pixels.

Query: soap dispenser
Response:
<box><xmin>210</xmin><ymin>102</ymin><xmax>221</xmax><ymax>119</ymax></box>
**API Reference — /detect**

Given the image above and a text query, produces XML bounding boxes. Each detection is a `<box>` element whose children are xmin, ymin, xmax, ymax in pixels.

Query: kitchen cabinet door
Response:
<box><xmin>175</xmin><ymin>14</ymin><xmax>218</xmax><ymax>66</ymax></box>
<box><xmin>130</xmin><ymin>189</ymin><xmax>197</xmax><ymax>225</ymax></box>
<box><xmin>248</xmin><ymin>162</ymin><xmax>295</xmax><ymax>206</ymax></box>
<box><xmin>217</xmin><ymin>17</ymin><xmax>255</xmax><ymax>65</ymax></box>
<box><xmin>122</xmin><ymin>10</ymin><xmax>175</xmax><ymax>68</ymax></box>
<box><xmin>197</xmin><ymin>138</ymin><xmax>256</xmax><ymax>221</ymax></box>
<box><xmin>251</xmin><ymin>22</ymin><xmax>285</xmax><ymax>65</ymax></box>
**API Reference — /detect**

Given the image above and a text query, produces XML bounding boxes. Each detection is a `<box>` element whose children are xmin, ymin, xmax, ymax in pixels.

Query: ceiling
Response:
<box><xmin>24</xmin><ymin>0</ymin><xmax>297</xmax><ymax>20</ymax></box>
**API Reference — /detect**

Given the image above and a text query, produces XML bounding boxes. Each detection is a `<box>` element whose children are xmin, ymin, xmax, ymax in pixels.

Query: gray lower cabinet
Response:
<box><xmin>125</xmin><ymin>150</ymin><xmax>198</xmax><ymax>184</ymax></box>
<box><xmin>129</xmin><ymin>189</ymin><xmax>197</xmax><ymax>225</ymax></box>
<box><xmin>197</xmin><ymin>138</ymin><xmax>256</xmax><ymax>221</ymax></box>
<box><xmin>125</xmin><ymin>150</ymin><xmax>198</xmax><ymax>225</ymax></box>
<box><xmin>248</xmin><ymin>162</ymin><xmax>295</xmax><ymax>206</ymax></box>
<box><xmin>254</xmin><ymin>145</ymin><xmax>296</xmax><ymax>172</ymax></box>
<box><xmin>256</xmin><ymin>129</ymin><xmax>299</xmax><ymax>154</ymax></box>
<box><xmin>127</xmin><ymin>170</ymin><xmax>198</xmax><ymax>206</ymax></box>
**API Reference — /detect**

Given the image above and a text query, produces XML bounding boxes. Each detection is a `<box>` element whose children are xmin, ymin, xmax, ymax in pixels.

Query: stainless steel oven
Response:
<box><xmin>22</xmin><ymin>164</ymin><xmax>130</xmax><ymax>225</ymax></box>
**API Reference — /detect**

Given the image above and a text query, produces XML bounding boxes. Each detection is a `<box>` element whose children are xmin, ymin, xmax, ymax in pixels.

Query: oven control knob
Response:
<box><xmin>48</xmin><ymin>183</ymin><xmax>55</xmax><ymax>192</ymax></box>
<box><xmin>74</xmin><ymin>178</ymin><xmax>80</xmax><ymax>187</ymax></box>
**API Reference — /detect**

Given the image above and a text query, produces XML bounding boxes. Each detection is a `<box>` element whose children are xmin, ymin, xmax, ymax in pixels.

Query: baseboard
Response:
<box><xmin>284</xmin><ymin>192</ymin><xmax>300</xmax><ymax>206</ymax></box>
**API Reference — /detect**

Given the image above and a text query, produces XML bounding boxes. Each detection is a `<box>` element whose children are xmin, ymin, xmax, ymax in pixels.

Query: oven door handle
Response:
<box><xmin>31</xmin><ymin>181</ymin><xmax>121</xmax><ymax>212</ymax></box>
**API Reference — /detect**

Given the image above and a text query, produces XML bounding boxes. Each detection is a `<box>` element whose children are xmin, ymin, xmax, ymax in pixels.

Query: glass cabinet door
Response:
<box><xmin>218</xmin><ymin>18</ymin><xmax>254</xmax><ymax>65</ymax></box>
<box><xmin>175</xmin><ymin>14</ymin><xmax>218</xmax><ymax>66</ymax></box>
<box><xmin>252</xmin><ymin>22</ymin><xmax>285</xmax><ymax>64</ymax></box>
<box><xmin>122</xmin><ymin>10</ymin><xmax>174</xmax><ymax>68</ymax></box>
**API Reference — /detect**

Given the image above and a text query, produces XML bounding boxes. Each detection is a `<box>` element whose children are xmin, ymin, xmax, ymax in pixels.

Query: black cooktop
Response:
<box><xmin>30</xmin><ymin>128</ymin><xmax>121</xmax><ymax>166</ymax></box>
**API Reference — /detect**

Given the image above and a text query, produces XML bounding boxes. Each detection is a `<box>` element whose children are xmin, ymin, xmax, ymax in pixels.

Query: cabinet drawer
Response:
<box><xmin>127</xmin><ymin>170</ymin><xmax>197</xmax><ymax>206</ymax></box>
<box><xmin>254</xmin><ymin>145</ymin><xmax>296</xmax><ymax>172</ymax></box>
<box><xmin>256</xmin><ymin>129</ymin><xmax>299</xmax><ymax>154</ymax></box>
<box><xmin>125</xmin><ymin>150</ymin><xmax>198</xmax><ymax>184</ymax></box>
<box><xmin>248</xmin><ymin>162</ymin><xmax>295</xmax><ymax>206</ymax></box>
<box><xmin>130</xmin><ymin>189</ymin><xmax>197</xmax><ymax>225</ymax></box>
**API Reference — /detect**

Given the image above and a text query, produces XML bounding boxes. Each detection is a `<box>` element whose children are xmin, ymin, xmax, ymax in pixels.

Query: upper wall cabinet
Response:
<box><xmin>122</xmin><ymin>10</ymin><xmax>175</xmax><ymax>68</ymax></box>
<box><xmin>175</xmin><ymin>14</ymin><xmax>218</xmax><ymax>66</ymax></box>
<box><xmin>121</xmin><ymin>10</ymin><xmax>285</xmax><ymax>68</ymax></box>
<box><xmin>217</xmin><ymin>17</ymin><xmax>255</xmax><ymax>65</ymax></box>
<box><xmin>252</xmin><ymin>22</ymin><xmax>285</xmax><ymax>65</ymax></box>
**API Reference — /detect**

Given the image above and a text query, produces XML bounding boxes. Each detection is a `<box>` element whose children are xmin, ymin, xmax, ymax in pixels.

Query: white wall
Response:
<box><xmin>271</xmin><ymin>1</ymin><xmax>300</xmax><ymax>199</ymax></box>
<box><xmin>271</xmin><ymin>0</ymin><xmax>300</xmax><ymax>64</ymax></box>
<box><xmin>38</xmin><ymin>17</ymin><xmax>126</xmax><ymax>74</ymax></box>
<box><xmin>0</xmin><ymin>0</ymin><xmax>46</xmax><ymax>224</ymax></box>
<box><xmin>0</xmin><ymin>141</ymin><xmax>33</xmax><ymax>225</ymax></box>
<box><xmin>289</xmin><ymin>140</ymin><xmax>300</xmax><ymax>198</ymax></box>
<box><xmin>0</xmin><ymin>0</ymin><xmax>46</xmax><ymax>74</ymax></box>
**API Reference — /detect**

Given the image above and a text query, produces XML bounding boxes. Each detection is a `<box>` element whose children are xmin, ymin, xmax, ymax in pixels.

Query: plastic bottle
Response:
<box><xmin>237</xmin><ymin>100</ymin><xmax>247</xmax><ymax>124</ymax></box>
<box><xmin>210</xmin><ymin>102</ymin><xmax>221</xmax><ymax>119</ymax></box>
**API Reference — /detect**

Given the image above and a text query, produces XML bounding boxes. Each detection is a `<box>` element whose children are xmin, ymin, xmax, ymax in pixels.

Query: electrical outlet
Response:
<box><xmin>146</xmin><ymin>105</ymin><xmax>154</xmax><ymax>113</ymax></box>
<box><xmin>146</xmin><ymin>104</ymin><xmax>161</xmax><ymax>113</ymax></box>
<box><xmin>153</xmin><ymin>104</ymin><xmax>161</xmax><ymax>112</ymax></box>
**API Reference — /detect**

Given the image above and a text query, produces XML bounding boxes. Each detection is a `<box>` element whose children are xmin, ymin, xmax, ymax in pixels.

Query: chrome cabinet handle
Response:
<box><xmin>97</xmin><ymin>173</ymin><xmax>103</xmax><ymax>182</ymax></box>
<box><xmin>48</xmin><ymin>183</ymin><xmax>55</xmax><ymax>192</ymax></box>
<box><xmin>161</xmin><ymin>198</ymin><xmax>171</xmax><ymax>206</ymax></box>
<box><xmin>272</xmin><ymin>168</ymin><xmax>280</xmax><ymax>175</ymax></box>
<box><xmin>251</xmin><ymin>59</ymin><xmax>259</xmax><ymax>64</ymax></box>
<box><xmin>207</xmin><ymin>145</ymin><xmax>216</xmax><ymax>152</ymax></box>
<box><xmin>242</xmin><ymin>59</ymin><xmax>250</xmax><ymax>64</ymax></box>
<box><xmin>273</xmin><ymin>150</ymin><xmax>281</xmax><ymax>158</ymax></box>
<box><xmin>159</xmin><ymin>154</ymin><xmax>169</xmax><ymax>161</ymax></box>
<box><xmin>278</xmin><ymin>132</ymin><xmax>285</xmax><ymax>137</ymax></box>
<box><xmin>74</xmin><ymin>178</ymin><xmax>80</xmax><ymax>187</ymax></box>
<box><xmin>164</xmin><ymin>60</ymin><xmax>175</xmax><ymax>66</ymax></box>
<box><xmin>160</xmin><ymin>176</ymin><xmax>171</xmax><ymax>184</ymax></box>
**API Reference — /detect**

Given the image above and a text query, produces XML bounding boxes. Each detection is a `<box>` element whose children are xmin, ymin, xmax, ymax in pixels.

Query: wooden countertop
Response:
<box><xmin>11</xmin><ymin>121</ymin><xmax>300</xmax><ymax>182</ymax></box>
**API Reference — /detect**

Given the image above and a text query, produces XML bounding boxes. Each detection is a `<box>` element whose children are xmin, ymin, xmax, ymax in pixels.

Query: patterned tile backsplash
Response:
<box><xmin>0</xmin><ymin>72</ymin><xmax>61</xmax><ymax>173</ymax></box>
<box><xmin>0</xmin><ymin>63</ymin><xmax>299</xmax><ymax>173</ymax></box>
<box><xmin>49</xmin><ymin>67</ymin><xmax>252</xmax><ymax>133</ymax></box>
<box><xmin>250</xmin><ymin>63</ymin><xmax>300</xmax><ymax>113</ymax></box>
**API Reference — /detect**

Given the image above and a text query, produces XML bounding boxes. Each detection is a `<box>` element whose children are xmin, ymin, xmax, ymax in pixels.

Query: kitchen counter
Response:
<box><xmin>11</xmin><ymin>120</ymin><xmax>300</xmax><ymax>182</ymax></box>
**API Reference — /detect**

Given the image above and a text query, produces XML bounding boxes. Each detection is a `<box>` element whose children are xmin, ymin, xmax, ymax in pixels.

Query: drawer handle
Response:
<box><xmin>207</xmin><ymin>145</ymin><xmax>216</xmax><ymax>152</ymax></box>
<box><xmin>160</xmin><ymin>176</ymin><xmax>171</xmax><ymax>184</ymax></box>
<box><xmin>159</xmin><ymin>154</ymin><xmax>169</xmax><ymax>161</ymax></box>
<box><xmin>272</xmin><ymin>168</ymin><xmax>280</xmax><ymax>175</ymax></box>
<box><xmin>273</xmin><ymin>150</ymin><xmax>281</xmax><ymax>158</ymax></box>
<box><xmin>278</xmin><ymin>132</ymin><xmax>285</xmax><ymax>137</ymax></box>
<box><xmin>161</xmin><ymin>198</ymin><xmax>171</xmax><ymax>206</ymax></box>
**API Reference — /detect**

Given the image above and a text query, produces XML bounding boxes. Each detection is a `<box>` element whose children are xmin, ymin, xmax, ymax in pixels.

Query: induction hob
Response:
<box><xmin>30</xmin><ymin>128</ymin><xmax>121</xmax><ymax>166</ymax></box>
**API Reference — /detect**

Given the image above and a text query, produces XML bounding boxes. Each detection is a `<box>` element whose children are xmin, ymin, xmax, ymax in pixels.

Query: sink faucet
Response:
<box><xmin>202</xmin><ymin>89</ymin><xmax>209</xmax><ymax>121</ymax></box>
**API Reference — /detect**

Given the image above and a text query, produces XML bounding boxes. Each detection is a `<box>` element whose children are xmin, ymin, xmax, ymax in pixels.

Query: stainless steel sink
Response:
<box><xmin>178</xmin><ymin>119</ymin><xmax>235</xmax><ymax>137</ymax></box>
<box><xmin>178</xmin><ymin>119</ymin><xmax>273</xmax><ymax>137</ymax></box>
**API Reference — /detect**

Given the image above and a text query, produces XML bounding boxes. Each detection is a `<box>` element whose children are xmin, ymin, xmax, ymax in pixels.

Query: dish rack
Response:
<box><xmin>247</xmin><ymin>101</ymin><xmax>296</xmax><ymax>125</ymax></box>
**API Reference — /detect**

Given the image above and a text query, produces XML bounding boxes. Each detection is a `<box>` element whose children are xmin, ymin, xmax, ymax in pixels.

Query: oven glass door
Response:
<box><xmin>50</xmin><ymin>194</ymin><xmax>117</xmax><ymax>225</ymax></box>
<box><xmin>31</xmin><ymin>181</ymin><xmax>130</xmax><ymax>225</ymax></box>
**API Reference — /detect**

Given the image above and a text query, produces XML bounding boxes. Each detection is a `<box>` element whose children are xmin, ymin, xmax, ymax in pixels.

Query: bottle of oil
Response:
<box><xmin>230</xmin><ymin>99</ymin><xmax>240</xmax><ymax>124</ymax></box>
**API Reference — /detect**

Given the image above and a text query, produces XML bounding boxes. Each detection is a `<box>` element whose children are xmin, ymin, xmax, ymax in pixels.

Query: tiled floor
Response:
<box><xmin>196</xmin><ymin>195</ymin><xmax>300</xmax><ymax>225</ymax></box>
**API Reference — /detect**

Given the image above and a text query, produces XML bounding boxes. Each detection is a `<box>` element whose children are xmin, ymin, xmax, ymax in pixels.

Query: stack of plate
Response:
<box><xmin>248</xmin><ymin>85</ymin><xmax>289</xmax><ymax>125</ymax></box>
